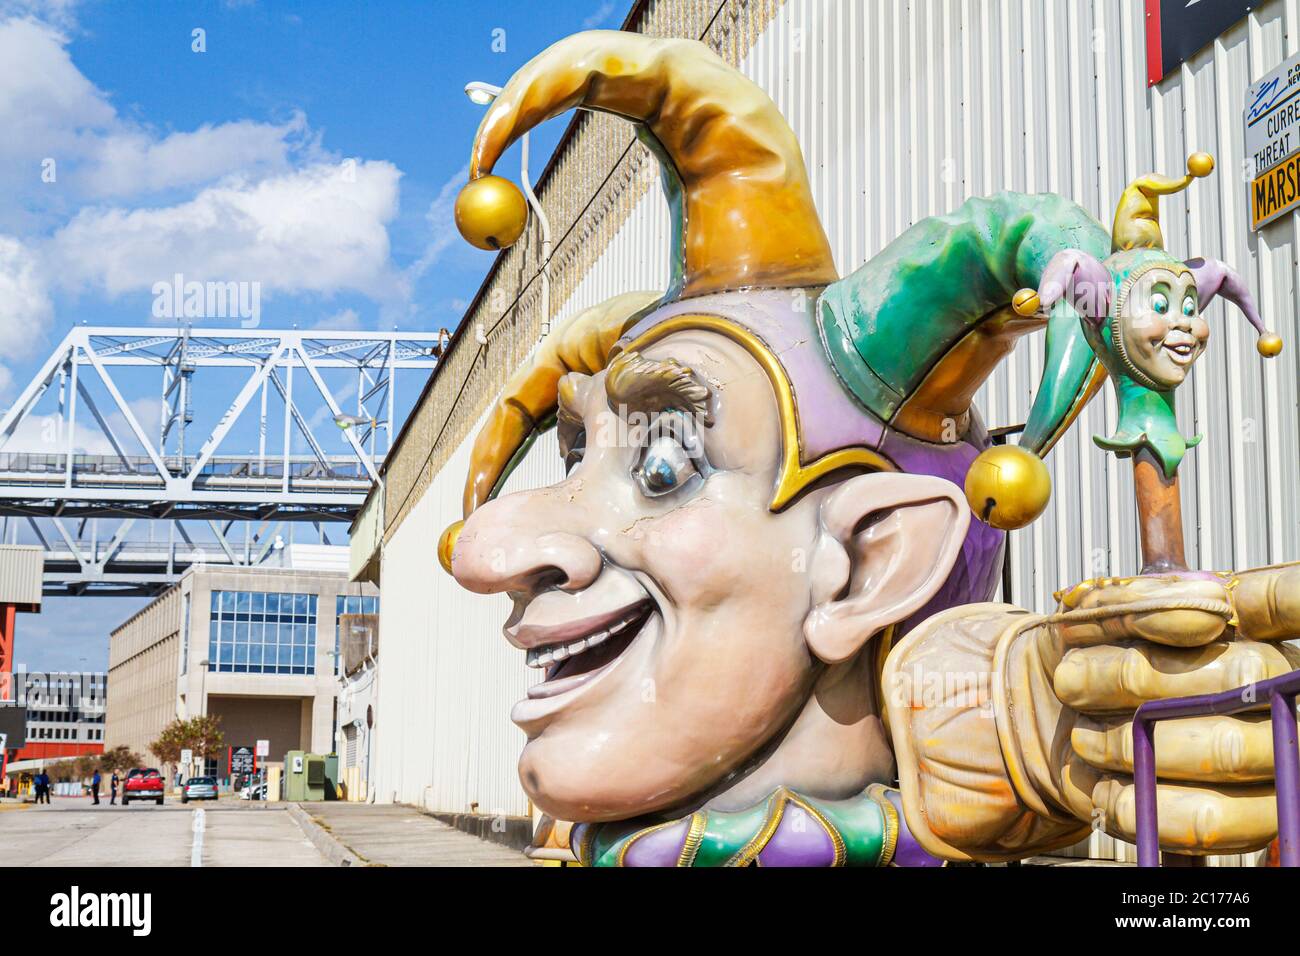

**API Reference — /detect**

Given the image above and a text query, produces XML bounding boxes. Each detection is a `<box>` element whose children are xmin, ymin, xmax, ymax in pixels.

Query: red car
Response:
<box><xmin>122</xmin><ymin>767</ymin><xmax>165</xmax><ymax>806</ymax></box>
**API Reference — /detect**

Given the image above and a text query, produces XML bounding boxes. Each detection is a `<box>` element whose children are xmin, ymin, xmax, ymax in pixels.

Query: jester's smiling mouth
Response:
<box><xmin>522</xmin><ymin>599</ymin><xmax>655</xmax><ymax>697</ymax></box>
<box><xmin>1162</xmin><ymin>335</ymin><xmax>1199</xmax><ymax>365</ymax></box>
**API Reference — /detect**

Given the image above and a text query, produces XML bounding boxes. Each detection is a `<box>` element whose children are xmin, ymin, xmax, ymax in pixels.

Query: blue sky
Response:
<box><xmin>1</xmin><ymin>0</ymin><xmax>627</xmax><ymax>671</ymax></box>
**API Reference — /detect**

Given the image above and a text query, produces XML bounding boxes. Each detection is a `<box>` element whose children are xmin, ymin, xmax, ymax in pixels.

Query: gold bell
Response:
<box><xmin>1012</xmin><ymin>288</ymin><xmax>1041</xmax><ymax>317</ymax></box>
<box><xmin>1258</xmin><ymin>333</ymin><xmax>1284</xmax><ymax>358</ymax></box>
<box><xmin>455</xmin><ymin>175</ymin><xmax>528</xmax><ymax>251</ymax></box>
<box><xmin>437</xmin><ymin>519</ymin><xmax>464</xmax><ymax>575</ymax></box>
<box><xmin>964</xmin><ymin>445</ymin><xmax>1052</xmax><ymax>531</ymax></box>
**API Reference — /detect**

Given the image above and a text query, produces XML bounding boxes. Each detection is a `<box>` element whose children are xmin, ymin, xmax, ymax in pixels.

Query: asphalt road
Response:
<box><xmin>0</xmin><ymin>796</ymin><xmax>329</xmax><ymax>866</ymax></box>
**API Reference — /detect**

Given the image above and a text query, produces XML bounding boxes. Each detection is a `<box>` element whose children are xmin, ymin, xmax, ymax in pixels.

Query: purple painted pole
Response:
<box><xmin>1133</xmin><ymin>715</ymin><xmax>1159</xmax><ymax>867</ymax></box>
<box><xmin>1133</xmin><ymin>669</ymin><xmax>1300</xmax><ymax>867</ymax></box>
<box><xmin>1271</xmin><ymin>688</ymin><xmax>1300</xmax><ymax>868</ymax></box>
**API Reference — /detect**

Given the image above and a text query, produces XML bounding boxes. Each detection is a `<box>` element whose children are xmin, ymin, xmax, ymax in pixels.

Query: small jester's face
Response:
<box><xmin>1117</xmin><ymin>267</ymin><xmax>1209</xmax><ymax>389</ymax></box>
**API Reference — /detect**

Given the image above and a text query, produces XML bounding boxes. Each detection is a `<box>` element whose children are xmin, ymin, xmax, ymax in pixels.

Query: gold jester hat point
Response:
<box><xmin>1111</xmin><ymin>152</ymin><xmax>1214</xmax><ymax>253</ymax></box>
<box><xmin>455</xmin><ymin>30</ymin><xmax>838</xmax><ymax>298</ymax></box>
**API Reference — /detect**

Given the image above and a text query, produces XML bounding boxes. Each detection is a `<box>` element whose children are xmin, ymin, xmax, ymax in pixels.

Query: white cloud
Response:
<box><xmin>582</xmin><ymin>1</ymin><xmax>618</xmax><ymax>29</ymax></box>
<box><xmin>79</xmin><ymin>113</ymin><xmax>312</xmax><ymax>199</ymax></box>
<box><xmin>0</xmin><ymin>235</ymin><xmax>53</xmax><ymax>387</ymax></box>
<box><xmin>409</xmin><ymin>163</ymin><xmax>469</xmax><ymax>281</ymax></box>
<box><xmin>312</xmin><ymin>308</ymin><xmax>362</xmax><ymax>331</ymax></box>
<box><xmin>47</xmin><ymin>160</ymin><xmax>405</xmax><ymax>302</ymax></box>
<box><xmin>0</xmin><ymin>17</ymin><xmax>113</xmax><ymax>157</ymax></box>
<box><xmin>0</xmin><ymin>17</ymin><xmax>321</xmax><ymax>226</ymax></box>
<box><xmin>0</xmin><ymin>392</ymin><xmax>162</xmax><ymax>456</ymax></box>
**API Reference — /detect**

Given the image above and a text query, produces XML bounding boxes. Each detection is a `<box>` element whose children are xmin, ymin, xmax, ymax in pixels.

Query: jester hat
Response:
<box><xmin>440</xmin><ymin>30</ymin><xmax>1113</xmax><ymax>623</ymax></box>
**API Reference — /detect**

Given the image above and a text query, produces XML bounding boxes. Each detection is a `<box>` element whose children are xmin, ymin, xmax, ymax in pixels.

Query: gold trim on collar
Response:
<box><xmin>790</xmin><ymin>792</ymin><xmax>848</xmax><ymax>867</ymax></box>
<box><xmin>725</xmin><ymin>788</ymin><xmax>789</xmax><ymax>867</ymax></box>
<box><xmin>866</xmin><ymin>783</ymin><xmax>900</xmax><ymax>866</ymax></box>
<box><xmin>677</xmin><ymin>812</ymin><xmax>707</xmax><ymax>868</ymax></box>
<box><xmin>618</xmin><ymin>315</ymin><xmax>896</xmax><ymax>511</ymax></box>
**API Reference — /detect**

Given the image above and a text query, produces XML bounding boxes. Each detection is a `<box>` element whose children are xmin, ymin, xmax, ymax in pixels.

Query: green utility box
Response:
<box><xmin>282</xmin><ymin>750</ymin><xmax>327</xmax><ymax>802</ymax></box>
<box><xmin>323</xmin><ymin>753</ymin><xmax>340</xmax><ymax>800</ymax></box>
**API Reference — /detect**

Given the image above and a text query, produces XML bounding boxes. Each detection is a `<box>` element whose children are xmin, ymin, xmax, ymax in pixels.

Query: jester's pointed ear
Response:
<box><xmin>1184</xmin><ymin>257</ymin><xmax>1284</xmax><ymax>358</ymax></box>
<box><xmin>1013</xmin><ymin>249</ymin><xmax>1112</xmax><ymax>325</ymax></box>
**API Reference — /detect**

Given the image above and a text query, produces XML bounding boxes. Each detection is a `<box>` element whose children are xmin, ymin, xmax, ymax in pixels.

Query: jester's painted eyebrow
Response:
<box><xmin>603</xmin><ymin>350</ymin><xmax>714</xmax><ymax>425</ymax></box>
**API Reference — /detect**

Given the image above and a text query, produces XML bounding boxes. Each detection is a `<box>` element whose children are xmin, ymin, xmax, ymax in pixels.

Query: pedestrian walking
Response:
<box><xmin>91</xmin><ymin>769</ymin><xmax>101</xmax><ymax>805</ymax></box>
<box><xmin>37</xmin><ymin>771</ymin><xmax>50</xmax><ymax>804</ymax></box>
<box><xmin>110</xmin><ymin>771</ymin><xmax>119</xmax><ymax>805</ymax></box>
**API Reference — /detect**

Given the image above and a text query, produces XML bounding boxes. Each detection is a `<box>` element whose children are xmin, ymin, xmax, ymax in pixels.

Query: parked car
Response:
<box><xmin>180</xmin><ymin>776</ymin><xmax>219</xmax><ymax>803</ymax></box>
<box><xmin>121</xmin><ymin>767</ymin><xmax>165</xmax><ymax>806</ymax></box>
<box><xmin>239</xmin><ymin>779</ymin><xmax>267</xmax><ymax>801</ymax></box>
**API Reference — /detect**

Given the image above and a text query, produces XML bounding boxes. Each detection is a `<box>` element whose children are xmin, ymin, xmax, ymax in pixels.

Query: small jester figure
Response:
<box><xmin>441</xmin><ymin>31</ymin><xmax>1300</xmax><ymax>866</ymax></box>
<box><xmin>1009</xmin><ymin>156</ymin><xmax>1284</xmax><ymax>573</ymax></box>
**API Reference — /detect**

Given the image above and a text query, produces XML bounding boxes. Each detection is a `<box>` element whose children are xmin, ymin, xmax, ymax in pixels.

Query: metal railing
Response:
<box><xmin>0</xmin><ymin>452</ymin><xmax>377</xmax><ymax>484</ymax></box>
<box><xmin>1133</xmin><ymin>669</ymin><xmax>1300</xmax><ymax>867</ymax></box>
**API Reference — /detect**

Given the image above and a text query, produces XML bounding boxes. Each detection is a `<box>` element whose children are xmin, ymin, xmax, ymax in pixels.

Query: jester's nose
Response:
<box><xmin>451</xmin><ymin>492</ymin><xmax>602</xmax><ymax>598</ymax></box>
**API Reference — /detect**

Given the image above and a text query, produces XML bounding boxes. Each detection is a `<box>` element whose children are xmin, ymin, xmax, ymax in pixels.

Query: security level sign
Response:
<box><xmin>1252</xmin><ymin>153</ymin><xmax>1300</xmax><ymax>231</ymax></box>
<box><xmin>1246</xmin><ymin>52</ymin><xmax>1300</xmax><ymax>230</ymax></box>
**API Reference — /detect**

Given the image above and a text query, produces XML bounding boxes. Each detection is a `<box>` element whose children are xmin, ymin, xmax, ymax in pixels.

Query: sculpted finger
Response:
<box><xmin>1090</xmin><ymin>775</ymin><xmax>1277</xmax><ymax>855</ymax></box>
<box><xmin>1072</xmin><ymin>714</ymin><xmax>1282</xmax><ymax>783</ymax></box>
<box><xmin>1053</xmin><ymin>639</ymin><xmax>1293</xmax><ymax>711</ymax></box>
<box><xmin>1232</xmin><ymin>562</ymin><xmax>1300</xmax><ymax>641</ymax></box>
<box><xmin>1052</xmin><ymin>575</ymin><xmax>1230</xmax><ymax>648</ymax></box>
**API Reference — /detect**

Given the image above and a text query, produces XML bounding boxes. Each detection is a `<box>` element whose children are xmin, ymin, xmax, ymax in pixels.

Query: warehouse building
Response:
<box><xmin>353</xmin><ymin>0</ymin><xmax>1299</xmax><ymax>863</ymax></box>
<box><xmin>107</xmin><ymin>548</ymin><xmax>377</xmax><ymax>778</ymax></box>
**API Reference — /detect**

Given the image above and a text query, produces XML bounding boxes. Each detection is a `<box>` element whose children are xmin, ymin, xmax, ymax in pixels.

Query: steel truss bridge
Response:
<box><xmin>0</xmin><ymin>327</ymin><xmax>444</xmax><ymax>595</ymax></box>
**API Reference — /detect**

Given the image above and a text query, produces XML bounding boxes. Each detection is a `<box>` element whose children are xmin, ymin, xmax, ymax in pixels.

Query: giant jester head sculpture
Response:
<box><xmin>437</xmin><ymin>32</ymin><xmax>1112</xmax><ymax>850</ymax></box>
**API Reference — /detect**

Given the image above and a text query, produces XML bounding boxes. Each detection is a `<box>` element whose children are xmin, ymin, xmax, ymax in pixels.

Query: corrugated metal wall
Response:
<box><xmin>0</xmin><ymin>545</ymin><xmax>43</xmax><ymax>608</ymax></box>
<box><xmin>375</xmin><ymin>0</ymin><xmax>1299</xmax><ymax>854</ymax></box>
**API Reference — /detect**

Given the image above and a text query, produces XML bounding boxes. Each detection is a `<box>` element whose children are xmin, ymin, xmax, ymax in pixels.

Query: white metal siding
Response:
<box><xmin>375</xmin><ymin>0</ymin><xmax>1299</xmax><ymax>858</ymax></box>
<box><xmin>0</xmin><ymin>545</ymin><xmax>43</xmax><ymax>608</ymax></box>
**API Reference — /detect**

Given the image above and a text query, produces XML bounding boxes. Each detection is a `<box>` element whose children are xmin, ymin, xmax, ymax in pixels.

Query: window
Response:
<box><xmin>209</xmin><ymin>590</ymin><xmax>318</xmax><ymax>675</ymax></box>
<box><xmin>180</xmin><ymin>592</ymin><xmax>191</xmax><ymax>675</ymax></box>
<box><xmin>335</xmin><ymin>594</ymin><xmax>379</xmax><ymax>675</ymax></box>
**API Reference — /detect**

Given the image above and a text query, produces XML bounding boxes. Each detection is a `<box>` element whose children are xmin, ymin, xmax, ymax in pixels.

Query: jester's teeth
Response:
<box><xmin>523</xmin><ymin>607</ymin><xmax>645</xmax><ymax>669</ymax></box>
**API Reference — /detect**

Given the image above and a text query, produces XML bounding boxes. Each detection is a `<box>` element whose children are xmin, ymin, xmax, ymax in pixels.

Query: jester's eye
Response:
<box><xmin>1151</xmin><ymin>293</ymin><xmax>1169</xmax><ymax>315</ymax></box>
<box><xmin>1182</xmin><ymin>296</ymin><xmax>1196</xmax><ymax>317</ymax></box>
<box><xmin>634</xmin><ymin>435</ymin><xmax>697</xmax><ymax>497</ymax></box>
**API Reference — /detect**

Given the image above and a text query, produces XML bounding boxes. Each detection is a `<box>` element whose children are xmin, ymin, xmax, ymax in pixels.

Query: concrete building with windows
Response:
<box><xmin>353</xmin><ymin>0</ymin><xmax>1300</xmax><ymax>865</ymax></box>
<box><xmin>106</xmin><ymin>547</ymin><xmax>377</xmax><ymax>778</ymax></box>
<box><xmin>21</xmin><ymin>671</ymin><xmax>107</xmax><ymax>748</ymax></box>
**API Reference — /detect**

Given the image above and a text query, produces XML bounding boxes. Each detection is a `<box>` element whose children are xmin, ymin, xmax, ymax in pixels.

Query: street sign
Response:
<box><xmin>255</xmin><ymin>739</ymin><xmax>270</xmax><ymax>758</ymax></box>
<box><xmin>1251</xmin><ymin>151</ymin><xmax>1300</xmax><ymax>230</ymax></box>
<box><xmin>180</xmin><ymin>748</ymin><xmax>193</xmax><ymax>766</ymax></box>
<box><xmin>1246</xmin><ymin>52</ymin><xmax>1300</xmax><ymax>177</ymax></box>
<box><xmin>230</xmin><ymin>746</ymin><xmax>255</xmax><ymax>776</ymax></box>
<box><xmin>1147</xmin><ymin>0</ymin><xmax>1254</xmax><ymax>87</ymax></box>
<box><xmin>1247</xmin><ymin>52</ymin><xmax>1300</xmax><ymax>230</ymax></box>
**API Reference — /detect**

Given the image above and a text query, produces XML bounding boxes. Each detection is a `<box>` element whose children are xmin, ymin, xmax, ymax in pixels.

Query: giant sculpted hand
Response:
<box><xmin>884</xmin><ymin>564</ymin><xmax>1300</xmax><ymax>861</ymax></box>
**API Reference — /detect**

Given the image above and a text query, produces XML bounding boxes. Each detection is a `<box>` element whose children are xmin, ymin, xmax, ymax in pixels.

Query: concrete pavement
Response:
<box><xmin>299</xmin><ymin>803</ymin><xmax>532</xmax><ymax>866</ymax></box>
<box><xmin>0</xmin><ymin>796</ymin><xmax>328</xmax><ymax>867</ymax></box>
